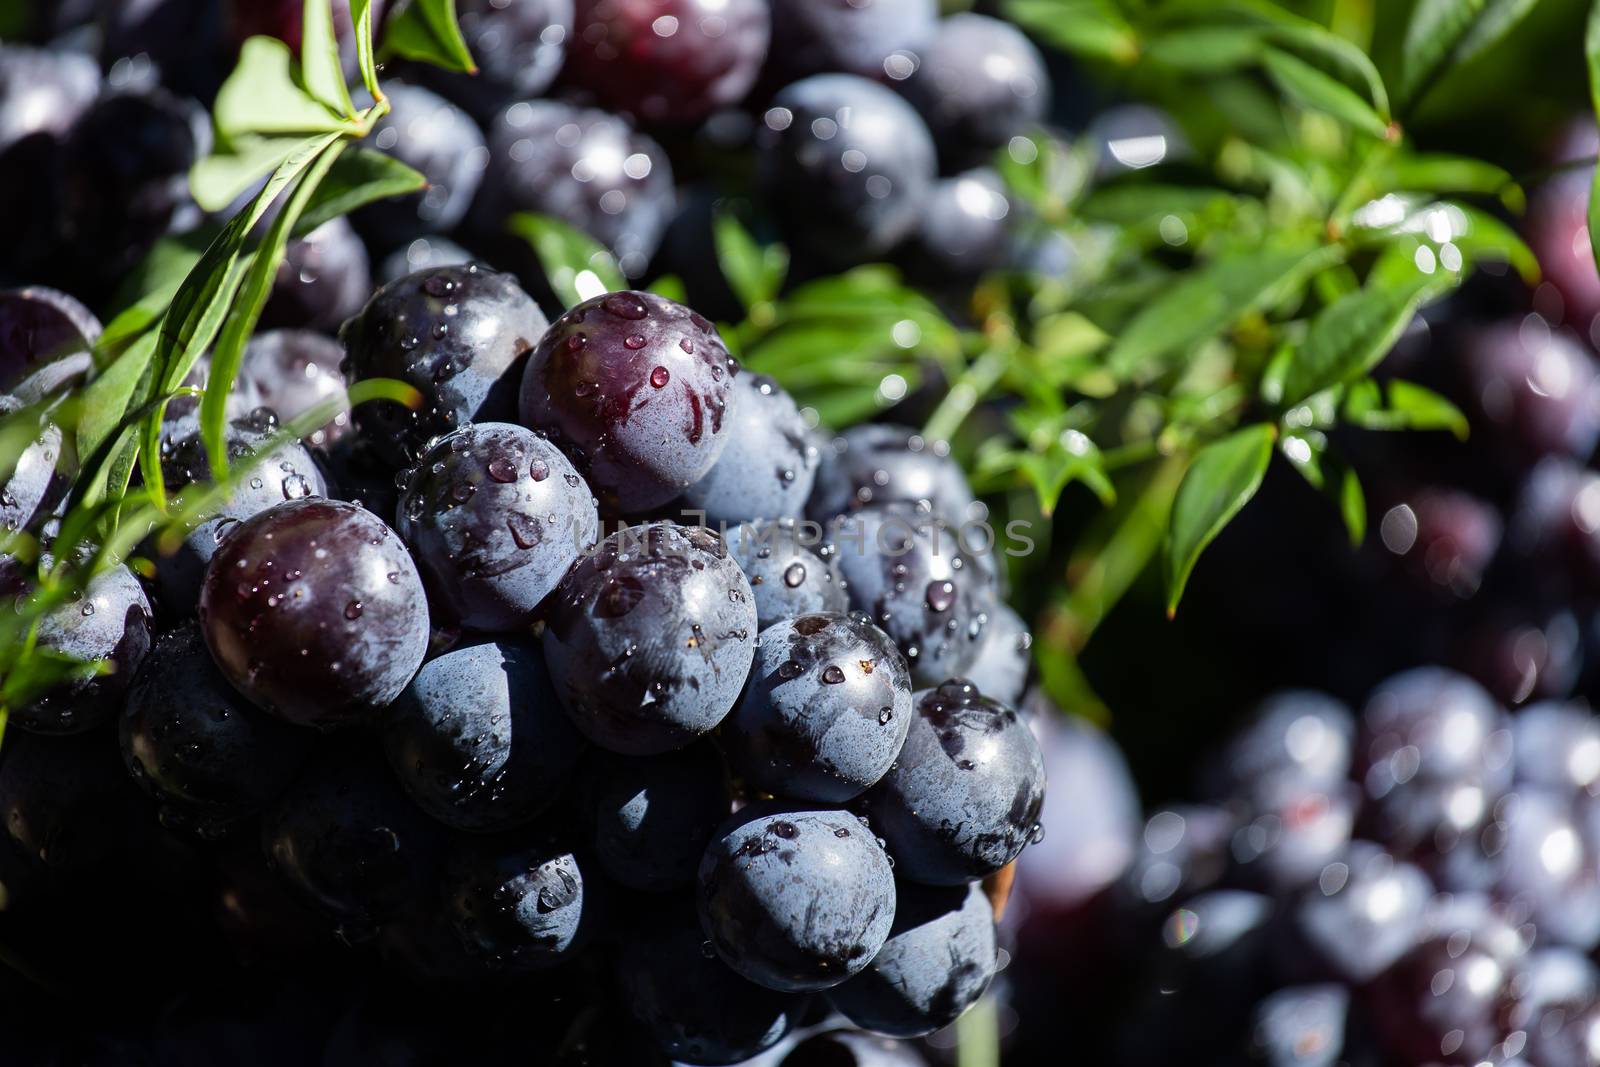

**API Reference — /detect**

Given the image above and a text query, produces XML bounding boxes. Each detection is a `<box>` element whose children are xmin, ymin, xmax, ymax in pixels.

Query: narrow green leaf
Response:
<box><xmin>1262</xmin><ymin>47</ymin><xmax>1391</xmax><ymax>139</ymax></box>
<box><xmin>301</xmin><ymin>0</ymin><xmax>356</xmax><ymax>117</ymax></box>
<box><xmin>383</xmin><ymin>0</ymin><xmax>478</xmax><ymax>73</ymax></box>
<box><xmin>1280</xmin><ymin>274</ymin><xmax>1438</xmax><ymax>406</ymax></box>
<box><xmin>713</xmin><ymin>212</ymin><xmax>771</xmax><ymax>311</ymax></box>
<box><xmin>1105</xmin><ymin>243</ymin><xmax>1341</xmax><ymax>378</ymax></box>
<box><xmin>1164</xmin><ymin>424</ymin><xmax>1276</xmax><ymax>615</ymax></box>
<box><xmin>215</xmin><ymin>37</ymin><xmax>350</xmax><ymax>137</ymax></box>
<box><xmin>294</xmin><ymin>148</ymin><xmax>427</xmax><ymax>235</ymax></box>
<box><xmin>77</xmin><ymin>332</ymin><xmax>159</xmax><ymax>460</ymax></box>
<box><xmin>202</xmin><ymin>141</ymin><xmax>348</xmax><ymax>472</ymax></box>
<box><xmin>1280</xmin><ymin>432</ymin><xmax>1365</xmax><ymax>546</ymax></box>
<box><xmin>1381</xmin><ymin>153</ymin><xmax>1521</xmax><ymax>208</ymax></box>
<box><xmin>508</xmin><ymin>213</ymin><xmax>626</xmax><ymax>308</ymax></box>
<box><xmin>1003</xmin><ymin>0</ymin><xmax>1138</xmax><ymax>63</ymax></box>
<box><xmin>1142</xmin><ymin>26</ymin><xmax>1264</xmax><ymax>73</ymax></box>
<box><xmin>349</xmin><ymin>0</ymin><xmax>382</xmax><ymax>100</ymax></box>
<box><xmin>1399</xmin><ymin>0</ymin><xmax>1539</xmax><ymax>112</ymax></box>
<box><xmin>1343</xmin><ymin>377</ymin><xmax>1470</xmax><ymax>438</ymax></box>
<box><xmin>1447</xmin><ymin>203</ymin><xmax>1540</xmax><ymax>283</ymax></box>
<box><xmin>1078</xmin><ymin>184</ymin><xmax>1242</xmax><ymax>224</ymax></box>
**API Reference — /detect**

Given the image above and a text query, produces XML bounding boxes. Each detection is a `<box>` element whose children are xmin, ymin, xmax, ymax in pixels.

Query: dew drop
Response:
<box><xmin>650</xmin><ymin>366</ymin><xmax>670</xmax><ymax>388</ymax></box>
<box><xmin>344</xmin><ymin>600</ymin><xmax>364</xmax><ymax>620</ymax></box>
<box><xmin>529</xmin><ymin>459</ymin><xmax>550</xmax><ymax>481</ymax></box>
<box><xmin>925</xmin><ymin>580</ymin><xmax>956</xmax><ymax>613</ymax></box>
<box><xmin>507</xmin><ymin>513</ymin><xmax>544</xmax><ymax>550</ymax></box>
<box><xmin>821</xmin><ymin>665</ymin><xmax>846</xmax><ymax>685</ymax></box>
<box><xmin>624</xmin><ymin>334</ymin><xmax>647</xmax><ymax>350</ymax></box>
<box><xmin>878</xmin><ymin>707</ymin><xmax>893</xmax><ymax>725</ymax></box>
<box><xmin>486</xmin><ymin>457</ymin><xmax>518</xmax><ymax>483</ymax></box>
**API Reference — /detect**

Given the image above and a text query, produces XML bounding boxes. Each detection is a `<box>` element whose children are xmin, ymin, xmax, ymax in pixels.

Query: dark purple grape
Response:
<box><xmin>963</xmin><ymin>601</ymin><xmax>1031</xmax><ymax>707</ymax></box>
<box><xmin>765</xmin><ymin>0</ymin><xmax>937</xmax><ymax>83</ymax></box>
<box><xmin>0</xmin><ymin>394</ymin><xmax>66</xmax><ymax>537</ymax></box>
<box><xmin>1284</xmin><ymin>843</ymin><xmax>1434</xmax><ymax>984</ymax></box>
<box><xmin>384</xmin><ymin>638</ymin><xmax>586</xmax><ymax>833</ymax></box>
<box><xmin>619</xmin><ymin>898</ymin><xmax>808</xmax><ymax>1064</ymax></box>
<box><xmin>722</xmin><ymin>612</ymin><xmax>913</xmax><ymax>803</ymax></box>
<box><xmin>543</xmin><ymin>522</ymin><xmax>756</xmax><ymax>755</ymax></box>
<box><xmin>1509</xmin><ymin>458</ymin><xmax>1600</xmax><ymax>589</ymax></box>
<box><xmin>517</xmin><ymin>290</ymin><xmax>738</xmax><ymax>514</ymax></box>
<box><xmin>697</xmin><ymin>804</ymin><xmax>897</xmax><ymax>992</ymax></box>
<box><xmin>471</xmin><ymin>99</ymin><xmax>675</xmax><ymax>280</ymax></box>
<box><xmin>905</xmin><ymin>169</ymin><xmax>1014</xmax><ymax>281</ymax></box>
<box><xmin>341</xmin><ymin>263</ymin><xmax>548</xmax><ymax>468</ymax></box>
<box><xmin>260</xmin><ymin>745</ymin><xmax>441</xmax><ymax>925</ymax></box>
<box><xmin>378</xmin><ymin>235</ymin><xmax>473</xmax><ymax>284</ymax></box>
<box><xmin>827</xmin><ymin>881</ymin><xmax>996</xmax><ymax>1037</ymax></box>
<box><xmin>1228</xmin><ymin>779</ymin><xmax>1358</xmax><ymax>894</ymax></box>
<box><xmin>1356</xmin><ymin>667</ymin><xmax>1512</xmax><ymax>802</ymax></box>
<box><xmin>153</xmin><ymin>409</ymin><xmax>330</xmax><ymax>615</ymax></box>
<box><xmin>1205</xmin><ymin>690</ymin><xmax>1355</xmax><ymax>803</ymax></box>
<box><xmin>808</xmin><ymin>424</ymin><xmax>979</xmax><ymax>526</ymax></box>
<box><xmin>0</xmin><ymin>729</ymin><xmax>145</xmax><ymax>886</ymax></box>
<box><xmin>1243</xmin><ymin>984</ymin><xmax>1349</xmax><ymax>1067</ymax></box>
<box><xmin>234</xmin><ymin>330</ymin><xmax>351</xmax><ymax>449</ymax></box>
<box><xmin>864</xmin><ymin>679</ymin><xmax>1046</xmax><ymax>885</ymax></box>
<box><xmin>1121</xmin><ymin>804</ymin><xmax>1237</xmax><ymax>913</ymax></box>
<box><xmin>395</xmin><ymin>423</ymin><xmax>600</xmax><ymax>631</ymax></box>
<box><xmin>107</xmin><ymin>0</ymin><xmax>229</xmax><ymax>98</ymax></box>
<box><xmin>585</xmin><ymin>742</ymin><xmax>730</xmax><ymax>893</ymax></box>
<box><xmin>1375</xmin><ymin>486</ymin><xmax>1503</xmax><ymax>599</ymax></box>
<box><xmin>120</xmin><ymin>623</ymin><xmax>311</xmax><ymax>836</ymax></box>
<box><xmin>417</xmin><ymin>0</ymin><xmax>573</xmax><ymax>123</ymax></box>
<box><xmin>565</xmin><ymin>0</ymin><xmax>770</xmax><ymax>123</ymax></box>
<box><xmin>1513</xmin><ymin>701</ymin><xmax>1600</xmax><ymax>794</ymax></box>
<box><xmin>443</xmin><ymin>832</ymin><xmax>591</xmax><ymax>970</ymax></box>
<box><xmin>0</xmin><ymin>286</ymin><xmax>100</xmax><ymax>401</ymax></box>
<box><xmin>1470</xmin><ymin>789</ymin><xmax>1600</xmax><ymax>950</ymax></box>
<box><xmin>355</xmin><ymin>82</ymin><xmax>487</xmax><ymax>249</ymax></box>
<box><xmin>7</xmin><ymin>559</ymin><xmax>153</xmax><ymax>735</ymax></box>
<box><xmin>263</xmin><ymin>217</ymin><xmax>372</xmax><ymax>335</ymax></box>
<box><xmin>0</xmin><ymin>45</ymin><xmax>99</xmax><ymax>152</ymax></box>
<box><xmin>1460</xmin><ymin>320</ymin><xmax>1600</xmax><ymax>460</ymax></box>
<box><xmin>725</xmin><ymin>520</ymin><xmax>849</xmax><ymax>630</ymax></box>
<box><xmin>899</xmin><ymin>14</ymin><xmax>1050</xmax><ymax>169</ymax></box>
<box><xmin>679</xmin><ymin>372</ymin><xmax>821</xmax><ymax>526</ymax></box>
<box><xmin>1454</xmin><ymin>604</ymin><xmax>1584</xmax><ymax>707</ymax></box>
<box><xmin>758</xmin><ymin>74</ymin><xmax>936</xmax><ymax>263</ymax></box>
<box><xmin>1525</xmin><ymin>143</ymin><xmax>1600</xmax><ymax>338</ymax></box>
<box><xmin>197</xmin><ymin>498</ymin><xmax>430</xmax><ymax>730</ymax></box>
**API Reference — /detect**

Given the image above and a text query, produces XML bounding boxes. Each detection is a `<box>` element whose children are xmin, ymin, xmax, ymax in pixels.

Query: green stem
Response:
<box><xmin>924</xmin><ymin>344</ymin><xmax>1013</xmax><ymax>444</ymax></box>
<box><xmin>956</xmin><ymin>996</ymin><xmax>1001</xmax><ymax>1067</ymax></box>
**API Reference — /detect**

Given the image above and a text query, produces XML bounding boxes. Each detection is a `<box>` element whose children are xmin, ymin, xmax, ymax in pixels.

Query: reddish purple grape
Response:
<box><xmin>518</xmin><ymin>290</ymin><xmax>738</xmax><ymax>514</ymax></box>
<box><xmin>565</xmin><ymin>0</ymin><xmax>771</xmax><ymax>123</ymax></box>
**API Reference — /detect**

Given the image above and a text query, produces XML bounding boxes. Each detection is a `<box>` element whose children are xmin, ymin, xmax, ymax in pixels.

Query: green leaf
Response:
<box><xmin>1105</xmin><ymin>243</ymin><xmax>1341</xmax><ymax>378</ymax></box>
<box><xmin>1164</xmin><ymin>424</ymin><xmax>1276</xmax><ymax>615</ymax></box>
<box><xmin>77</xmin><ymin>332</ymin><xmax>159</xmax><ymax>461</ymax></box>
<box><xmin>1279</xmin><ymin>431</ymin><xmax>1366</xmax><ymax>546</ymax></box>
<box><xmin>713</xmin><ymin>212</ymin><xmax>788</xmax><ymax>311</ymax></box>
<box><xmin>301</xmin><ymin>0</ymin><xmax>356</xmax><ymax>117</ymax></box>
<box><xmin>349</xmin><ymin>0</ymin><xmax>382</xmax><ymax>100</ymax></box>
<box><xmin>648</xmin><ymin>275</ymin><xmax>687</xmax><ymax>303</ymax></box>
<box><xmin>1279</xmin><ymin>273</ymin><xmax>1439</xmax><ymax>406</ymax></box>
<box><xmin>1142</xmin><ymin>25</ymin><xmax>1264</xmax><ymax>73</ymax></box>
<box><xmin>1003</xmin><ymin>0</ymin><xmax>1138</xmax><ymax>63</ymax></box>
<box><xmin>508</xmin><ymin>213</ymin><xmax>626</xmax><ymax>308</ymax></box>
<box><xmin>1399</xmin><ymin>0</ymin><xmax>1540</xmax><ymax>112</ymax></box>
<box><xmin>1078</xmin><ymin>184</ymin><xmax>1243</xmax><ymax>224</ymax></box>
<box><xmin>1380</xmin><ymin>153</ymin><xmax>1522</xmax><ymax>209</ymax></box>
<box><xmin>214</xmin><ymin>37</ymin><xmax>349</xmax><ymax>137</ymax></box>
<box><xmin>383</xmin><ymin>0</ymin><xmax>478</xmax><ymax>73</ymax></box>
<box><xmin>1446</xmin><ymin>203</ymin><xmax>1540</xmax><ymax>283</ymax></box>
<box><xmin>1262</xmin><ymin>47</ymin><xmax>1392</xmax><ymax>139</ymax></box>
<box><xmin>1014</xmin><ymin>434</ymin><xmax>1116</xmax><ymax>514</ymax></box>
<box><xmin>295</xmin><ymin>148</ymin><xmax>427</xmax><ymax>235</ymax></box>
<box><xmin>201</xmin><ymin>141</ymin><xmax>348</xmax><ymax>473</ymax></box>
<box><xmin>1344</xmin><ymin>378</ymin><xmax>1470</xmax><ymax>438</ymax></box>
<box><xmin>190</xmin><ymin>134</ymin><xmax>306</xmax><ymax>213</ymax></box>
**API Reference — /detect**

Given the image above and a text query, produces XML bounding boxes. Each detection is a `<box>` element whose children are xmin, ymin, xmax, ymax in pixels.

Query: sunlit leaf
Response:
<box><xmin>508</xmin><ymin>213</ymin><xmax>626</xmax><ymax>308</ymax></box>
<box><xmin>1279</xmin><ymin>273</ymin><xmax>1439</xmax><ymax>406</ymax></box>
<box><xmin>1262</xmin><ymin>47</ymin><xmax>1391</xmax><ymax>139</ymax></box>
<box><xmin>301</xmin><ymin>0</ymin><xmax>356</xmax><ymax>118</ymax></box>
<box><xmin>1400</xmin><ymin>0</ymin><xmax>1541</xmax><ymax>112</ymax></box>
<box><xmin>1164</xmin><ymin>424</ymin><xmax>1275</xmax><ymax>615</ymax></box>
<box><xmin>295</xmin><ymin>147</ymin><xmax>427</xmax><ymax>235</ymax></box>
<box><xmin>383</xmin><ymin>0</ymin><xmax>477</xmax><ymax>73</ymax></box>
<box><xmin>214</xmin><ymin>37</ymin><xmax>349</xmax><ymax>137</ymax></box>
<box><xmin>1003</xmin><ymin>0</ymin><xmax>1138</xmax><ymax>63</ymax></box>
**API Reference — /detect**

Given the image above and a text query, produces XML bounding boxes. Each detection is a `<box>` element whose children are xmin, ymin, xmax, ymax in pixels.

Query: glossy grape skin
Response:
<box><xmin>0</xmin><ymin>45</ymin><xmax>99</xmax><ymax>152</ymax></box>
<box><xmin>260</xmin><ymin>746</ymin><xmax>441</xmax><ymax>925</ymax></box>
<box><xmin>807</xmin><ymin>424</ymin><xmax>979</xmax><ymax>526</ymax></box>
<box><xmin>234</xmin><ymin>330</ymin><xmax>351</xmax><ymax>449</ymax></box>
<box><xmin>197</xmin><ymin>498</ymin><xmax>430</xmax><ymax>730</ymax></box>
<box><xmin>0</xmin><ymin>286</ymin><xmax>100</xmax><ymax>401</ymax></box>
<box><xmin>757</xmin><ymin>75</ymin><xmax>937</xmax><ymax>264</ymax></box>
<box><xmin>543</xmin><ymin>523</ymin><xmax>757</xmax><ymax>755</ymax></box>
<box><xmin>565</xmin><ymin>0</ymin><xmax>770</xmax><ymax>123</ymax></box>
<box><xmin>585</xmin><ymin>742</ymin><xmax>730</xmax><ymax>892</ymax></box>
<box><xmin>765</xmin><ymin>0</ymin><xmax>937</xmax><ymax>83</ymax></box>
<box><xmin>725</xmin><ymin>521</ymin><xmax>849</xmax><ymax>629</ymax></box>
<box><xmin>263</xmin><ymin>217</ymin><xmax>372</xmax><ymax>336</ymax></box>
<box><xmin>619</xmin><ymin>899</ymin><xmax>808</xmax><ymax>1065</ymax></box>
<box><xmin>864</xmin><ymin>680</ymin><xmax>1046</xmax><ymax>885</ymax></box>
<box><xmin>1242</xmin><ymin>984</ymin><xmax>1349</xmax><ymax>1067</ymax></box>
<box><xmin>383</xmin><ymin>639</ymin><xmax>586</xmax><ymax>833</ymax></box>
<box><xmin>829</xmin><ymin>504</ymin><xmax>997</xmax><ymax>686</ymax></box>
<box><xmin>518</xmin><ymin>290</ymin><xmax>738</xmax><ymax>515</ymax></box>
<box><xmin>7</xmin><ymin>559</ymin><xmax>153</xmax><ymax>736</ymax></box>
<box><xmin>697</xmin><ymin>805</ymin><xmax>897</xmax><ymax>993</ymax></box>
<box><xmin>471</xmin><ymin>99</ymin><xmax>675</xmax><ymax>280</ymax></box>
<box><xmin>395</xmin><ymin>423</ymin><xmax>600</xmax><ymax>631</ymax></box>
<box><xmin>1283</xmin><ymin>842</ymin><xmax>1433</xmax><ymax>984</ymax></box>
<box><xmin>899</xmin><ymin>14</ymin><xmax>1051</xmax><ymax>169</ymax></box>
<box><xmin>379</xmin><ymin>236</ymin><xmax>473</xmax><ymax>284</ymax></box>
<box><xmin>417</xmin><ymin>0</ymin><xmax>574</xmax><ymax>123</ymax></box>
<box><xmin>721</xmin><ymin>613</ymin><xmax>913</xmax><ymax>803</ymax></box>
<box><xmin>827</xmin><ymin>881</ymin><xmax>996</xmax><ymax>1037</ymax></box>
<box><xmin>120</xmin><ymin>624</ymin><xmax>311</xmax><ymax>837</ymax></box>
<box><xmin>1460</xmin><ymin>320</ymin><xmax>1600</xmax><ymax>461</ymax></box>
<box><xmin>443</xmin><ymin>833</ymin><xmax>591</xmax><ymax>970</ymax></box>
<box><xmin>905</xmin><ymin>169</ymin><xmax>1014</xmax><ymax>281</ymax></box>
<box><xmin>962</xmin><ymin>602</ymin><xmax>1032</xmax><ymax>708</ymax></box>
<box><xmin>679</xmin><ymin>373</ymin><xmax>820</xmax><ymax>527</ymax></box>
<box><xmin>340</xmin><ymin>263</ymin><xmax>548</xmax><ymax>468</ymax></box>
<box><xmin>1513</xmin><ymin>701</ymin><xmax>1600</xmax><ymax>793</ymax></box>
<box><xmin>355</xmin><ymin>82</ymin><xmax>487</xmax><ymax>249</ymax></box>
<box><xmin>0</xmin><ymin>395</ymin><xmax>65</xmax><ymax>538</ymax></box>
<box><xmin>1204</xmin><ymin>690</ymin><xmax>1355</xmax><ymax>803</ymax></box>
<box><xmin>0</xmin><ymin>729</ymin><xmax>146</xmax><ymax>885</ymax></box>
